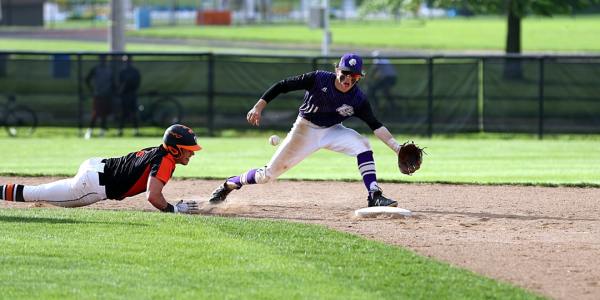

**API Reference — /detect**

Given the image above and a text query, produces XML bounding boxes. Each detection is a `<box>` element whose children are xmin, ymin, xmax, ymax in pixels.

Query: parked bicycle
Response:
<box><xmin>0</xmin><ymin>95</ymin><xmax>37</xmax><ymax>137</ymax></box>
<box><xmin>138</xmin><ymin>91</ymin><xmax>183</xmax><ymax>128</ymax></box>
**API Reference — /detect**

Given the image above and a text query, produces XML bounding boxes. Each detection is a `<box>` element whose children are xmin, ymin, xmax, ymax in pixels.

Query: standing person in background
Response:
<box><xmin>367</xmin><ymin>50</ymin><xmax>398</xmax><ymax>112</ymax></box>
<box><xmin>1</xmin><ymin>124</ymin><xmax>202</xmax><ymax>214</ymax></box>
<box><xmin>117</xmin><ymin>55</ymin><xmax>142</xmax><ymax>137</ymax></box>
<box><xmin>84</xmin><ymin>54</ymin><xmax>114</xmax><ymax>139</ymax></box>
<box><xmin>209</xmin><ymin>53</ymin><xmax>405</xmax><ymax>208</ymax></box>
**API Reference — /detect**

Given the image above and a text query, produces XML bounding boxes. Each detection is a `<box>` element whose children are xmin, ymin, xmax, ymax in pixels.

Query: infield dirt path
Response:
<box><xmin>2</xmin><ymin>177</ymin><xmax>599</xmax><ymax>300</ymax></box>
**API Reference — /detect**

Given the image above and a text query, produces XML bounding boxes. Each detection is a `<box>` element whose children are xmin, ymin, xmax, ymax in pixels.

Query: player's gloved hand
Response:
<box><xmin>174</xmin><ymin>200</ymin><xmax>200</xmax><ymax>214</ymax></box>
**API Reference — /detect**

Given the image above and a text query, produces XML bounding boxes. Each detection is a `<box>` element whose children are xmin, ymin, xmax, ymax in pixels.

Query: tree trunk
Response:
<box><xmin>504</xmin><ymin>0</ymin><xmax>523</xmax><ymax>79</ymax></box>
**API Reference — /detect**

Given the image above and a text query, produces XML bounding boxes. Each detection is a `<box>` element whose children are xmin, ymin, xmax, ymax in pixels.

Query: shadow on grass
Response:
<box><xmin>0</xmin><ymin>215</ymin><xmax>148</xmax><ymax>226</ymax></box>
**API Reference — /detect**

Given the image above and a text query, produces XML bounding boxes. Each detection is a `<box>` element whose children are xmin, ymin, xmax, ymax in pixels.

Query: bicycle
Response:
<box><xmin>0</xmin><ymin>95</ymin><xmax>38</xmax><ymax>137</ymax></box>
<box><xmin>137</xmin><ymin>91</ymin><xmax>183</xmax><ymax>128</ymax></box>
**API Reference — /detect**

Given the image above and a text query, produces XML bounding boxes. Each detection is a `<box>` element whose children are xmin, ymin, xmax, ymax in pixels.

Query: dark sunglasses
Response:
<box><xmin>339</xmin><ymin>71</ymin><xmax>362</xmax><ymax>83</ymax></box>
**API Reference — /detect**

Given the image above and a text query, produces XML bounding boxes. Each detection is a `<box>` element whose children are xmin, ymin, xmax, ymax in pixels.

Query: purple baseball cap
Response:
<box><xmin>337</xmin><ymin>53</ymin><xmax>364</xmax><ymax>75</ymax></box>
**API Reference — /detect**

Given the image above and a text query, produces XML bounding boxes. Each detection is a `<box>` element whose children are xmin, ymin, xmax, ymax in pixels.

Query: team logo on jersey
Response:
<box><xmin>336</xmin><ymin>104</ymin><xmax>354</xmax><ymax>116</ymax></box>
<box><xmin>321</xmin><ymin>87</ymin><xmax>327</xmax><ymax>93</ymax></box>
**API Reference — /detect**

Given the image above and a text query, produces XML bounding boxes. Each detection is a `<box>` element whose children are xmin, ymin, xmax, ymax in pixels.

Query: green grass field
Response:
<box><xmin>0</xmin><ymin>38</ymin><xmax>304</xmax><ymax>55</ymax></box>
<box><xmin>2</xmin><ymin>16</ymin><xmax>600</xmax><ymax>53</ymax></box>
<box><xmin>0</xmin><ymin>208</ymin><xmax>543</xmax><ymax>299</ymax></box>
<box><xmin>129</xmin><ymin>17</ymin><xmax>600</xmax><ymax>52</ymax></box>
<box><xmin>0</xmin><ymin>133</ymin><xmax>598</xmax><ymax>186</ymax></box>
<box><xmin>0</xmin><ymin>132</ymin><xmax>587</xmax><ymax>299</ymax></box>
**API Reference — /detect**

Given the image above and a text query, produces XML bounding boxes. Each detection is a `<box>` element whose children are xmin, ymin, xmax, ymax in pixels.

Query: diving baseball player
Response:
<box><xmin>1</xmin><ymin>124</ymin><xmax>201</xmax><ymax>213</ymax></box>
<box><xmin>209</xmin><ymin>53</ymin><xmax>404</xmax><ymax>207</ymax></box>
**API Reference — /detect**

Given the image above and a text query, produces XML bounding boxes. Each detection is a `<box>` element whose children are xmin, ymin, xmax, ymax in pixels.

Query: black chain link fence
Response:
<box><xmin>0</xmin><ymin>52</ymin><xmax>598</xmax><ymax>137</ymax></box>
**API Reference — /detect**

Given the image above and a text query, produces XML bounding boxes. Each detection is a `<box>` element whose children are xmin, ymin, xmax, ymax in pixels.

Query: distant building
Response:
<box><xmin>0</xmin><ymin>0</ymin><xmax>46</xmax><ymax>26</ymax></box>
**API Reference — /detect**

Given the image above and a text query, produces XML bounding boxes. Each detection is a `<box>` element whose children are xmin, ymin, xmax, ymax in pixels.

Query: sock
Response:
<box><xmin>1</xmin><ymin>184</ymin><xmax>25</xmax><ymax>202</ymax></box>
<box><xmin>227</xmin><ymin>168</ymin><xmax>258</xmax><ymax>188</ymax></box>
<box><xmin>357</xmin><ymin>151</ymin><xmax>378</xmax><ymax>192</ymax></box>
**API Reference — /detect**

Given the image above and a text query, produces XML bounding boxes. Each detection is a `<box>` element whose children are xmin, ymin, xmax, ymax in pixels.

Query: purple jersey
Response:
<box><xmin>261</xmin><ymin>71</ymin><xmax>382</xmax><ymax>130</ymax></box>
<box><xmin>298</xmin><ymin>71</ymin><xmax>367</xmax><ymax>127</ymax></box>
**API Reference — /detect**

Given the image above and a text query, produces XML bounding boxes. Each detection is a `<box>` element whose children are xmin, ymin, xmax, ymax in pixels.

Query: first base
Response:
<box><xmin>354</xmin><ymin>206</ymin><xmax>412</xmax><ymax>217</ymax></box>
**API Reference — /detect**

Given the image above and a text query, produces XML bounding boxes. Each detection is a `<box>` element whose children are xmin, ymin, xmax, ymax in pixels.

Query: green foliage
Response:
<box><xmin>433</xmin><ymin>0</ymin><xmax>600</xmax><ymax>17</ymax></box>
<box><xmin>0</xmin><ymin>209</ymin><xmax>543</xmax><ymax>299</ymax></box>
<box><xmin>359</xmin><ymin>0</ymin><xmax>421</xmax><ymax>18</ymax></box>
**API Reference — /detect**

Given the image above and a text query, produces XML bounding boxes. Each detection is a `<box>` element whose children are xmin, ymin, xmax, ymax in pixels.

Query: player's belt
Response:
<box><xmin>98</xmin><ymin>159</ymin><xmax>107</xmax><ymax>186</ymax></box>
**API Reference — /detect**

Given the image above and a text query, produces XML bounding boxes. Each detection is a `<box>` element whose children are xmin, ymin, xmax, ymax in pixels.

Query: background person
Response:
<box><xmin>0</xmin><ymin>124</ymin><xmax>201</xmax><ymax>214</ymax></box>
<box><xmin>209</xmin><ymin>53</ymin><xmax>406</xmax><ymax>208</ymax></box>
<box><xmin>84</xmin><ymin>54</ymin><xmax>114</xmax><ymax>139</ymax></box>
<box><xmin>367</xmin><ymin>50</ymin><xmax>398</xmax><ymax>111</ymax></box>
<box><xmin>117</xmin><ymin>55</ymin><xmax>142</xmax><ymax>137</ymax></box>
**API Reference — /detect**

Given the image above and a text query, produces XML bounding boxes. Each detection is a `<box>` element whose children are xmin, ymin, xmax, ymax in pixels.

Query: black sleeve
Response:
<box><xmin>354</xmin><ymin>101</ymin><xmax>384</xmax><ymax>131</ymax></box>
<box><xmin>261</xmin><ymin>71</ymin><xmax>317</xmax><ymax>103</ymax></box>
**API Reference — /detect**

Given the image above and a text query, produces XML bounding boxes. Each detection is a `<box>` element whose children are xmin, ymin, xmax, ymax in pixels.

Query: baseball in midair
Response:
<box><xmin>269</xmin><ymin>135</ymin><xmax>281</xmax><ymax>146</ymax></box>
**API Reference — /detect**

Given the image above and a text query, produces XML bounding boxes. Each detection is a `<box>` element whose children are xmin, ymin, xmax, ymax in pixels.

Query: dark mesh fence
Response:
<box><xmin>0</xmin><ymin>52</ymin><xmax>599</xmax><ymax>137</ymax></box>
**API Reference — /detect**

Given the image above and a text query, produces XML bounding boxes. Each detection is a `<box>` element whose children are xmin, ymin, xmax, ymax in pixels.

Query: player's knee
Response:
<box><xmin>360</xmin><ymin>136</ymin><xmax>372</xmax><ymax>150</ymax></box>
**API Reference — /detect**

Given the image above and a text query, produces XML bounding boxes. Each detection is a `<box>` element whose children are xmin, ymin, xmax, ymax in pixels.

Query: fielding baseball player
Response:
<box><xmin>1</xmin><ymin>124</ymin><xmax>201</xmax><ymax>213</ymax></box>
<box><xmin>210</xmin><ymin>53</ymin><xmax>404</xmax><ymax>207</ymax></box>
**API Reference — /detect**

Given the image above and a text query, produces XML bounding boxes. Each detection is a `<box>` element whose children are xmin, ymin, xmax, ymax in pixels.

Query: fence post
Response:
<box><xmin>77</xmin><ymin>54</ymin><xmax>84</xmax><ymax>136</ymax></box>
<box><xmin>427</xmin><ymin>57</ymin><xmax>434</xmax><ymax>138</ymax></box>
<box><xmin>478</xmin><ymin>57</ymin><xmax>485</xmax><ymax>133</ymax></box>
<box><xmin>538</xmin><ymin>57</ymin><xmax>545</xmax><ymax>140</ymax></box>
<box><xmin>207</xmin><ymin>53</ymin><xmax>215</xmax><ymax>136</ymax></box>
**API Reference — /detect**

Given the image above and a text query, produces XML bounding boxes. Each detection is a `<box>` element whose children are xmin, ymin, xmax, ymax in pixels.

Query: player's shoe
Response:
<box><xmin>209</xmin><ymin>178</ymin><xmax>240</xmax><ymax>204</ymax></box>
<box><xmin>367</xmin><ymin>186</ymin><xmax>398</xmax><ymax>207</ymax></box>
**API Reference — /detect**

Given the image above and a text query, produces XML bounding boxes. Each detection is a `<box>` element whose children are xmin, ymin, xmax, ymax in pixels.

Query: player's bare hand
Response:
<box><xmin>247</xmin><ymin>108</ymin><xmax>262</xmax><ymax>126</ymax></box>
<box><xmin>247</xmin><ymin>99</ymin><xmax>268</xmax><ymax>126</ymax></box>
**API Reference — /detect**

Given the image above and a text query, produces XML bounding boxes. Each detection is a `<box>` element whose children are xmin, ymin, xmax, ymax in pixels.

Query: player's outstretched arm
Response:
<box><xmin>247</xmin><ymin>99</ymin><xmax>268</xmax><ymax>126</ymax></box>
<box><xmin>373</xmin><ymin>126</ymin><xmax>401</xmax><ymax>153</ymax></box>
<box><xmin>146</xmin><ymin>177</ymin><xmax>198</xmax><ymax>213</ymax></box>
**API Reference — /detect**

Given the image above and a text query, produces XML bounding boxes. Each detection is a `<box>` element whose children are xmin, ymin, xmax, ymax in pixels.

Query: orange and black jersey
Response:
<box><xmin>101</xmin><ymin>146</ymin><xmax>176</xmax><ymax>200</ymax></box>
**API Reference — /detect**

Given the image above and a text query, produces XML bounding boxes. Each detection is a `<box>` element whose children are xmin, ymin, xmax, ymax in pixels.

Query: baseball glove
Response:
<box><xmin>398</xmin><ymin>142</ymin><xmax>424</xmax><ymax>175</ymax></box>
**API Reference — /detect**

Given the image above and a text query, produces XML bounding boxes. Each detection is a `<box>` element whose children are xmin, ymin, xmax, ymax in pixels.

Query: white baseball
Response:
<box><xmin>269</xmin><ymin>135</ymin><xmax>281</xmax><ymax>146</ymax></box>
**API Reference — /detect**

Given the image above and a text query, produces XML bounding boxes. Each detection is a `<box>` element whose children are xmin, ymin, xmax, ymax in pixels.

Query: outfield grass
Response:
<box><xmin>1</xmin><ymin>16</ymin><xmax>599</xmax><ymax>53</ymax></box>
<box><xmin>0</xmin><ymin>133</ymin><xmax>598</xmax><ymax>186</ymax></box>
<box><xmin>0</xmin><ymin>38</ymin><xmax>309</xmax><ymax>55</ymax></box>
<box><xmin>0</xmin><ymin>208</ymin><xmax>542</xmax><ymax>299</ymax></box>
<box><xmin>129</xmin><ymin>17</ymin><xmax>600</xmax><ymax>52</ymax></box>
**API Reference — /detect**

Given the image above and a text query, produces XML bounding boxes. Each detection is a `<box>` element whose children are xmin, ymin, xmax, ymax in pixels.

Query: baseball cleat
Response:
<box><xmin>367</xmin><ymin>187</ymin><xmax>398</xmax><ymax>207</ymax></box>
<box><xmin>208</xmin><ymin>180</ymin><xmax>239</xmax><ymax>203</ymax></box>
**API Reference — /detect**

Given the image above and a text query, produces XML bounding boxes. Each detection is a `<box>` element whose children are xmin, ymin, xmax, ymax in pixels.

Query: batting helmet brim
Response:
<box><xmin>178</xmin><ymin>144</ymin><xmax>202</xmax><ymax>151</ymax></box>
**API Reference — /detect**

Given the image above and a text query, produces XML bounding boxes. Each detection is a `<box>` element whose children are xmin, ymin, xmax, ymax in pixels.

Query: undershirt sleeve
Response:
<box><xmin>261</xmin><ymin>71</ymin><xmax>317</xmax><ymax>103</ymax></box>
<box><xmin>354</xmin><ymin>100</ymin><xmax>384</xmax><ymax>131</ymax></box>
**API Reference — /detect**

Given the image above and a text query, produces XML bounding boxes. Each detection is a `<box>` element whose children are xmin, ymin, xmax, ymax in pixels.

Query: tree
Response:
<box><xmin>442</xmin><ymin>0</ymin><xmax>599</xmax><ymax>78</ymax></box>
<box><xmin>358</xmin><ymin>0</ymin><xmax>423</xmax><ymax>20</ymax></box>
<box><xmin>436</xmin><ymin>0</ymin><xmax>598</xmax><ymax>55</ymax></box>
<box><xmin>361</xmin><ymin>0</ymin><xmax>599</xmax><ymax>54</ymax></box>
<box><xmin>362</xmin><ymin>0</ymin><xmax>599</xmax><ymax>78</ymax></box>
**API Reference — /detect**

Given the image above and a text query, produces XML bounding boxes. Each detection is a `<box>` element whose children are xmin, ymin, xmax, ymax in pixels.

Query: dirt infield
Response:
<box><xmin>2</xmin><ymin>176</ymin><xmax>599</xmax><ymax>300</ymax></box>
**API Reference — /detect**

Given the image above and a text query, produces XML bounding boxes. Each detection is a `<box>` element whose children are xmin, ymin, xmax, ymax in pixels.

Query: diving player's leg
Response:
<box><xmin>321</xmin><ymin>124</ymin><xmax>397</xmax><ymax>207</ymax></box>
<box><xmin>210</xmin><ymin>117</ymin><xmax>320</xmax><ymax>203</ymax></box>
<box><xmin>1</xmin><ymin>159</ymin><xmax>107</xmax><ymax>208</ymax></box>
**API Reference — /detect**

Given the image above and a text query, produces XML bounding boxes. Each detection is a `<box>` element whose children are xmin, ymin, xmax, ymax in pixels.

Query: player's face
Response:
<box><xmin>336</xmin><ymin>69</ymin><xmax>362</xmax><ymax>91</ymax></box>
<box><xmin>176</xmin><ymin>148</ymin><xmax>195</xmax><ymax>165</ymax></box>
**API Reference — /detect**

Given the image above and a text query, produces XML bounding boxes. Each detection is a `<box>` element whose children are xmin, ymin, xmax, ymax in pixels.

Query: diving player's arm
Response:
<box><xmin>355</xmin><ymin>101</ymin><xmax>402</xmax><ymax>154</ymax></box>
<box><xmin>146</xmin><ymin>176</ymin><xmax>173</xmax><ymax>212</ymax></box>
<box><xmin>248</xmin><ymin>71</ymin><xmax>318</xmax><ymax>126</ymax></box>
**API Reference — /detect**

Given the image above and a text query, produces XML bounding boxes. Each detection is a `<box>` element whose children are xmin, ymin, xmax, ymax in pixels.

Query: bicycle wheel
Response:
<box><xmin>149</xmin><ymin>97</ymin><xmax>183</xmax><ymax>127</ymax></box>
<box><xmin>5</xmin><ymin>106</ymin><xmax>37</xmax><ymax>137</ymax></box>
